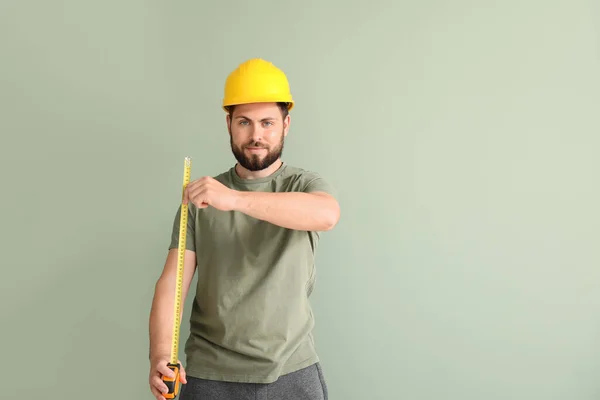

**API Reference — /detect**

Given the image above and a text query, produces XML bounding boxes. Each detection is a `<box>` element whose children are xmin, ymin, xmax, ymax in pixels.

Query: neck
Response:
<box><xmin>235</xmin><ymin>159</ymin><xmax>283</xmax><ymax>180</ymax></box>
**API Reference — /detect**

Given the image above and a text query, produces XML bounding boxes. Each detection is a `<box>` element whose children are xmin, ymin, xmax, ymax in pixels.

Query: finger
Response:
<box><xmin>156</xmin><ymin>362</ymin><xmax>174</xmax><ymax>378</ymax></box>
<box><xmin>182</xmin><ymin>187</ymin><xmax>188</xmax><ymax>205</ymax></box>
<box><xmin>189</xmin><ymin>187</ymin><xmax>208</xmax><ymax>208</ymax></box>
<box><xmin>183</xmin><ymin>182</ymin><xmax>194</xmax><ymax>205</ymax></box>
<box><xmin>150</xmin><ymin>385</ymin><xmax>167</xmax><ymax>400</ymax></box>
<box><xmin>178</xmin><ymin>360</ymin><xmax>187</xmax><ymax>384</ymax></box>
<box><xmin>186</xmin><ymin>186</ymin><xmax>197</xmax><ymax>203</ymax></box>
<box><xmin>151</xmin><ymin>375</ymin><xmax>170</xmax><ymax>395</ymax></box>
<box><xmin>183</xmin><ymin>178</ymin><xmax>201</xmax><ymax>204</ymax></box>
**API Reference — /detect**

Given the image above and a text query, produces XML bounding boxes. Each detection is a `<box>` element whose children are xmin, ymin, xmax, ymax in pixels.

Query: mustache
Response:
<box><xmin>245</xmin><ymin>141</ymin><xmax>268</xmax><ymax>148</ymax></box>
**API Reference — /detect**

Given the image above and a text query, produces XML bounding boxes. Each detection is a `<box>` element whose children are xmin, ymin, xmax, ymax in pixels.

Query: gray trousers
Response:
<box><xmin>179</xmin><ymin>363</ymin><xmax>328</xmax><ymax>400</ymax></box>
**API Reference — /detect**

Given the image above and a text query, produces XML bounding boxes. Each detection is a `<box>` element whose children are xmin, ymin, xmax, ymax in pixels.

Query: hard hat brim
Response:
<box><xmin>222</xmin><ymin>100</ymin><xmax>294</xmax><ymax>112</ymax></box>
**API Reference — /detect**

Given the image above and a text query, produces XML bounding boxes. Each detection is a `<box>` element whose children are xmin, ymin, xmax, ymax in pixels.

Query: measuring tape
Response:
<box><xmin>163</xmin><ymin>156</ymin><xmax>191</xmax><ymax>399</ymax></box>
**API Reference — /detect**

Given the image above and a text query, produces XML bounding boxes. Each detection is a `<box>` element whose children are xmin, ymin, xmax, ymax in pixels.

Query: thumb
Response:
<box><xmin>182</xmin><ymin>186</ymin><xmax>189</xmax><ymax>205</ymax></box>
<box><xmin>156</xmin><ymin>361</ymin><xmax>174</xmax><ymax>378</ymax></box>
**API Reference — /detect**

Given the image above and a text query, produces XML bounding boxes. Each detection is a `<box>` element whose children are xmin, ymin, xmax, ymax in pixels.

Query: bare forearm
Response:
<box><xmin>149</xmin><ymin>280</ymin><xmax>174</xmax><ymax>359</ymax></box>
<box><xmin>233</xmin><ymin>191</ymin><xmax>340</xmax><ymax>231</ymax></box>
<box><xmin>148</xmin><ymin>278</ymin><xmax>184</xmax><ymax>360</ymax></box>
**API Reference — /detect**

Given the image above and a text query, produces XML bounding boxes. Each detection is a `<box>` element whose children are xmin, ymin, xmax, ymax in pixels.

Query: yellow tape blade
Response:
<box><xmin>171</xmin><ymin>156</ymin><xmax>191</xmax><ymax>365</ymax></box>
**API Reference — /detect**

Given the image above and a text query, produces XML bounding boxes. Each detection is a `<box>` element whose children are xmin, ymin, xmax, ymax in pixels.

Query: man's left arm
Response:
<box><xmin>233</xmin><ymin>175</ymin><xmax>340</xmax><ymax>232</ymax></box>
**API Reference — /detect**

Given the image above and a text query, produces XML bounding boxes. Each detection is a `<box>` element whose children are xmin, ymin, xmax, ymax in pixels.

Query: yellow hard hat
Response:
<box><xmin>222</xmin><ymin>58</ymin><xmax>294</xmax><ymax>112</ymax></box>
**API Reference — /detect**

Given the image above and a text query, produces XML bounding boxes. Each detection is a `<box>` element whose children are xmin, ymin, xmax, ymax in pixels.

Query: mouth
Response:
<box><xmin>246</xmin><ymin>147</ymin><xmax>267</xmax><ymax>153</ymax></box>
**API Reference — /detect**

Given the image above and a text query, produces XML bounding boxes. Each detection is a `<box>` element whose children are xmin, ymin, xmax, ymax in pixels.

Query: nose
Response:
<box><xmin>250</xmin><ymin>123</ymin><xmax>263</xmax><ymax>143</ymax></box>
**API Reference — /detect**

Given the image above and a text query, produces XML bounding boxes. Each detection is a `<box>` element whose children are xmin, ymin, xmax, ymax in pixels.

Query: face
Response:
<box><xmin>227</xmin><ymin>102</ymin><xmax>290</xmax><ymax>171</ymax></box>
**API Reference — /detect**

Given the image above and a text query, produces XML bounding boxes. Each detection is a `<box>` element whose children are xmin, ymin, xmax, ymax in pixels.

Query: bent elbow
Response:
<box><xmin>322</xmin><ymin>202</ymin><xmax>340</xmax><ymax>231</ymax></box>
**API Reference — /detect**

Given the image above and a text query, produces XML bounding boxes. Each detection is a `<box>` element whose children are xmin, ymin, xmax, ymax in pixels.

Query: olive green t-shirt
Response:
<box><xmin>168</xmin><ymin>163</ymin><xmax>337</xmax><ymax>384</ymax></box>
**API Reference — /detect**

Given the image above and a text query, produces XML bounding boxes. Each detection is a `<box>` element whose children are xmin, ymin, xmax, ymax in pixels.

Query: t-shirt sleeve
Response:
<box><xmin>168</xmin><ymin>204</ymin><xmax>196</xmax><ymax>252</ymax></box>
<box><xmin>302</xmin><ymin>172</ymin><xmax>338</xmax><ymax>199</ymax></box>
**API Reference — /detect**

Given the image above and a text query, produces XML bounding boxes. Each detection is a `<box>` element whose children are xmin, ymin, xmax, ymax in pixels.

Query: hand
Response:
<box><xmin>149</xmin><ymin>355</ymin><xmax>187</xmax><ymax>400</ymax></box>
<box><xmin>183</xmin><ymin>176</ymin><xmax>239</xmax><ymax>211</ymax></box>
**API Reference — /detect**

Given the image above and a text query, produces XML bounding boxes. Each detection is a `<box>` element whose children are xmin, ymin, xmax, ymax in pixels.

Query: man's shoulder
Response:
<box><xmin>280</xmin><ymin>164</ymin><xmax>323</xmax><ymax>181</ymax></box>
<box><xmin>280</xmin><ymin>164</ymin><xmax>337</xmax><ymax>196</ymax></box>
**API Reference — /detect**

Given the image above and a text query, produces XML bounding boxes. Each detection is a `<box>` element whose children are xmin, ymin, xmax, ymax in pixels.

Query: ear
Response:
<box><xmin>226</xmin><ymin>113</ymin><xmax>231</xmax><ymax>132</ymax></box>
<box><xmin>283</xmin><ymin>114</ymin><xmax>291</xmax><ymax>137</ymax></box>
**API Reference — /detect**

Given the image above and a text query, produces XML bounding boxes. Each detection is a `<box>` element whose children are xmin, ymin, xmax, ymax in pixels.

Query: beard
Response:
<box><xmin>230</xmin><ymin>130</ymin><xmax>285</xmax><ymax>172</ymax></box>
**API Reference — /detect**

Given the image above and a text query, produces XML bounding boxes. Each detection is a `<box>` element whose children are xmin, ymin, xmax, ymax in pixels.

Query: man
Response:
<box><xmin>148</xmin><ymin>58</ymin><xmax>340</xmax><ymax>400</ymax></box>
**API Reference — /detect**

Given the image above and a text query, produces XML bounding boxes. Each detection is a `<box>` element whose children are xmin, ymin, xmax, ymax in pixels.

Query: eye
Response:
<box><xmin>263</xmin><ymin>121</ymin><xmax>273</xmax><ymax>127</ymax></box>
<box><xmin>239</xmin><ymin>120</ymin><xmax>249</xmax><ymax>125</ymax></box>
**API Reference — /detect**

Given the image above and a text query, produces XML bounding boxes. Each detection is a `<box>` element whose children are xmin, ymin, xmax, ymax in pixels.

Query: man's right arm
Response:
<box><xmin>148</xmin><ymin>248</ymin><xmax>196</xmax><ymax>399</ymax></box>
<box><xmin>149</xmin><ymin>248</ymin><xmax>197</xmax><ymax>361</ymax></box>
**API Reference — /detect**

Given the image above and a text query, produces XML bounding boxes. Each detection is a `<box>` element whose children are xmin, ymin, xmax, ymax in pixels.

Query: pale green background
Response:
<box><xmin>1</xmin><ymin>1</ymin><xmax>599</xmax><ymax>399</ymax></box>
